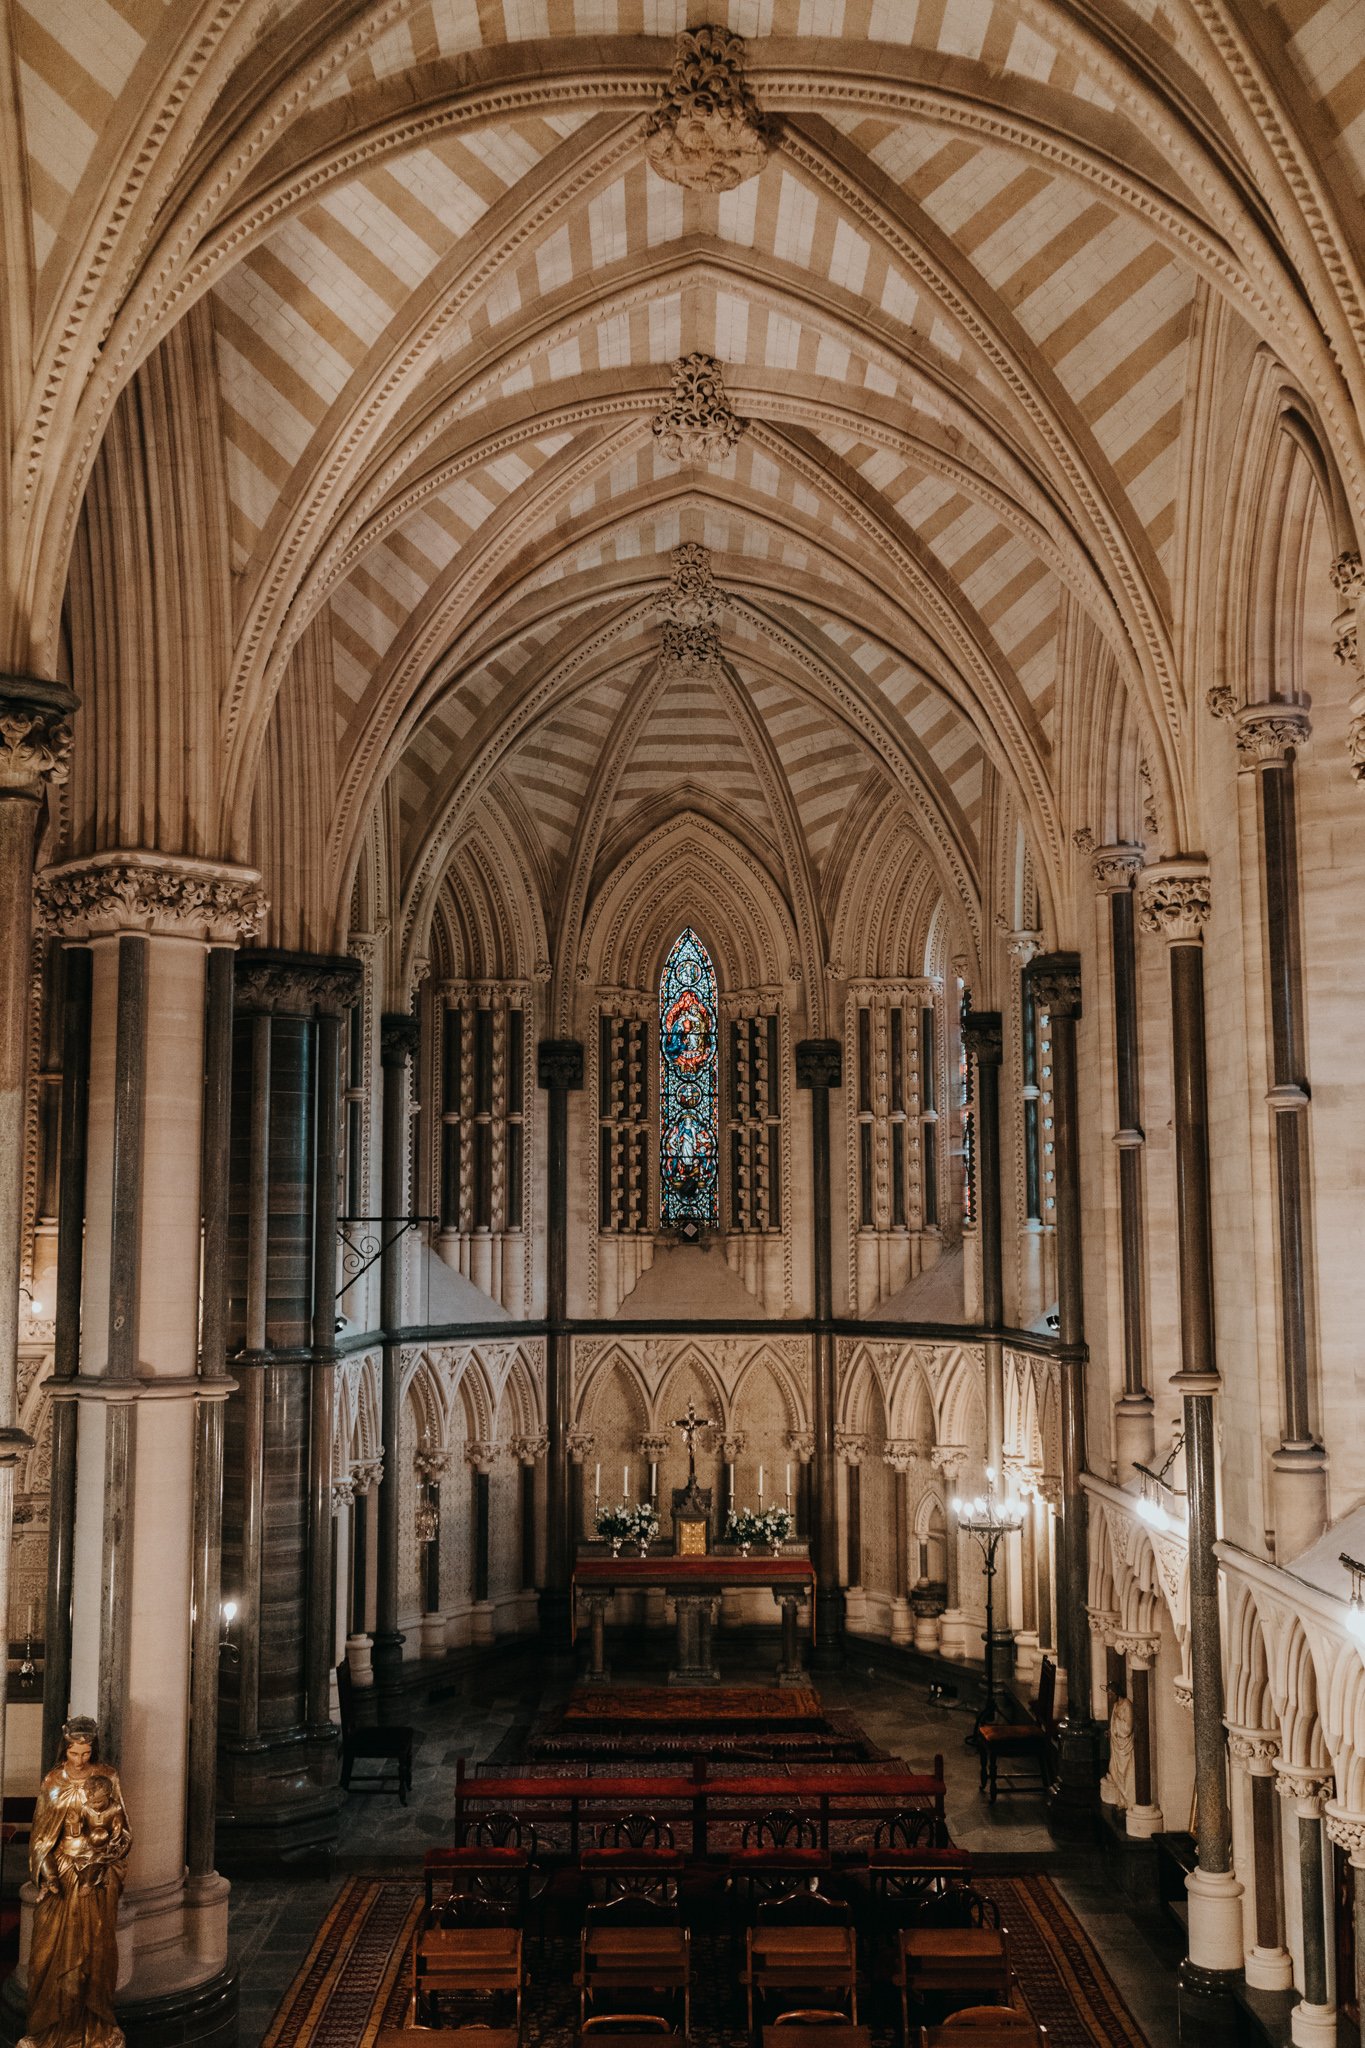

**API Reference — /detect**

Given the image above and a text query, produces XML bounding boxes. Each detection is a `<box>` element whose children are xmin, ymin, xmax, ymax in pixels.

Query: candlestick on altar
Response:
<box><xmin>758</xmin><ymin>1464</ymin><xmax>765</xmax><ymax>1505</ymax></box>
<box><xmin>649</xmin><ymin>1461</ymin><xmax>659</xmax><ymax>1501</ymax></box>
<box><xmin>594</xmin><ymin>1461</ymin><xmax>601</xmax><ymax>1502</ymax></box>
<box><xmin>624</xmin><ymin>1465</ymin><xmax>630</xmax><ymax>1500</ymax></box>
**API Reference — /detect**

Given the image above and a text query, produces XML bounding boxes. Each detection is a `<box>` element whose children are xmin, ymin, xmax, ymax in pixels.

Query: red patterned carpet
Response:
<box><xmin>260</xmin><ymin>1874</ymin><xmax>1150</xmax><ymax>2048</ymax></box>
<box><xmin>561</xmin><ymin>1684</ymin><xmax>822</xmax><ymax>1722</ymax></box>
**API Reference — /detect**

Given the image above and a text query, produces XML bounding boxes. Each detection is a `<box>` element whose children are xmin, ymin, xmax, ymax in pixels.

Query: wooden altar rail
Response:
<box><xmin>453</xmin><ymin>1756</ymin><xmax>947</xmax><ymax>1861</ymax></box>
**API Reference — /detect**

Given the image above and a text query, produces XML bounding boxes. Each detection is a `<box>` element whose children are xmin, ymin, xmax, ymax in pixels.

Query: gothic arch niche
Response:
<box><xmin>575</xmin><ymin>812</ymin><xmax>804</xmax><ymax>1320</ymax></box>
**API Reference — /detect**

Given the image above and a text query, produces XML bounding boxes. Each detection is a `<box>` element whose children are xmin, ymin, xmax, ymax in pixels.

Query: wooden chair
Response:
<box><xmin>413</xmin><ymin>1898</ymin><xmax>523</xmax><ymax>2033</ymax></box>
<box><xmin>336</xmin><ymin>1658</ymin><xmax>414</xmax><ymax>1804</ymax></box>
<box><xmin>869</xmin><ymin>1813</ymin><xmax>972</xmax><ymax>1904</ymax></box>
<box><xmin>581</xmin><ymin>1815</ymin><xmax>683</xmax><ymax>1905</ymax></box>
<box><xmin>896</xmin><ymin>1919</ymin><xmax>1011</xmax><ymax>2042</ymax></box>
<box><xmin>921</xmin><ymin>2009</ymin><xmax>1045</xmax><ymax>2047</ymax></box>
<box><xmin>917</xmin><ymin>1886</ymin><xmax>1002</xmax><ymax>1931</ymax></box>
<box><xmin>763</xmin><ymin>2016</ymin><xmax>872</xmax><ymax>2048</ymax></box>
<box><xmin>580</xmin><ymin>2015</ymin><xmax>677</xmax><ymax>2046</ymax></box>
<box><xmin>729</xmin><ymin>1810</ymin><xmax>831</xmax><ymax>1913</ymax></box>
<box><xmin>975</xmin><ymin>1660</ymin><xmax>1055</xmax><ymax>1804</ymax></box>
<box><xmin>745</xmin><ymin>1894</ymin><xmax>858</xmax><ymax>2038</ymax></box>
<box><xmin>577</xmin><ymin>1896</ymin><xmax>691</xmax><ymax>2035</ymax></box>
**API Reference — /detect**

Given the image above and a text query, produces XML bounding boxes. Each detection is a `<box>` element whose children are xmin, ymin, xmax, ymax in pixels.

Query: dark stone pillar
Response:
<box><xmin>797</xmin><ymin>1038</ymin><xmax>844</xmax><ymax>1664</ymax></box>
<box><xmin>218</xmin><ymin>951</ymin><xmax>358</xmax><ymax>1867</ymax></box>
<box><xmin>1236</xmin><ymin>707</ymin><xmax>1326</xmax><ymax>1557</ymax></box>
<box><xmin>1027</xmin><ymin>956</ymin><xmax>1099</xmax><ymax>1830</ymax></box>
<box><xmin>43</xmin><ymin>938</ymin><xmax>90</xmax><ymax>1765</ymax></box>
<box><xmin>1326</xmin><ymin>1807</ymin><xmax>1365</xmax><ymax>2031</ymax></box>
<box><xmin>1278</xmin><ymin>1768</ymin><xmax>1334</xmax><ymax>2038</ymax></box>
<box><xmin>1138</xmin><ymin>866</ymin><xmax>1244</xmax><ymax>2025</ymax></box>
<box><xmin>538</xmin><ymin>1039</ymin><xmax>582</xmax><ymax>1645</ymax></box>
<box><xmin>1232</xmin><ymin>1733</ymin><xmax>1291</xmax><ymax>1990</ymax></box>
<box><xmin>373</xmin><ymin>1011</ymin><xmax>420</xmax><ymax>1695</ymax></box>
<box><xmin>964</xmin><ymin>1013</ymin><xmax>1005</xmax><ymax>1473</ymax></box>
<box><xmin>845</xmin><ymin>1453</ymin><xmax>862</xmax><ymax>1588</ymax></box>
<box><xmin>1093</xmin><ymin>848</ymin><xmax>1154</xmax><ymax>1475</ymax></box>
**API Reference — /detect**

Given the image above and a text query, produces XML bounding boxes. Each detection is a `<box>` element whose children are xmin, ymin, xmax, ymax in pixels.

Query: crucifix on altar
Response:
<box><xmin>671</xmin><ymin>1396</ymin><xmax>713</xmax><ymax>1554</ymax></box>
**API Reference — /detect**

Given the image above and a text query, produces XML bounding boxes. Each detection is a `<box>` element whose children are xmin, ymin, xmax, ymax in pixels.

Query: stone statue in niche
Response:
<box><xmin>1099</xmin><ymin>1695</ymin><xmax>1136</xmax><ymax>1811</ymax></box>
<box><xmin>20</xmin><ymin>1717</ymin><xmax>132</xmax><ymax>2048</ymax></box>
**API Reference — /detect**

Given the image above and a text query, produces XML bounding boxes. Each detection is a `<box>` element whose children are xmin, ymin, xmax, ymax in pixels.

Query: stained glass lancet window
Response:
<box><xmin>659</xmin><ymin>929</ymin><xmax>719</xmax><ymax>1232</ymax></box>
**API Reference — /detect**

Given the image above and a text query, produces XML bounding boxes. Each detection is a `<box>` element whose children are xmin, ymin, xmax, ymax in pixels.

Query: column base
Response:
<box><xmin>1113</xmin><ymin>1393</ymin><xmax>1156</xmax><ymax>1478</ymax></box>
<box><xmin>369</xmin><ymin>1627</ymin><xmax>406</xmax><ymax>1693</ymax></box>
<box><xmin>1177</xmin><ymin>1958</ymin><xmax>1244</xmax><ymax>2047</ymax></box>
<box><xmin>1</xmin><ymin>1962</ymin><xmax>238</xmax><ymax>2048</ymax></box>
<box><xmin>1012</xmin><ymin>1629</ymin><xmax>1040</xmax><ymax>1685</ymax></box>
<box><xmin>938</xmin><ymin>1608</ymin><xmax>969</xmax><ymax>1658</ymax></box>
<box><xmin>1271</xmin><ymin>1443</ymin><xmax>1329</xmax><ymax>1562</ymax></box>
<box><xmin>1185</xmin><ymin>1866</ymin><xmax>1248</xmax><ymax>1972</ymax></box>
<box><xmin>345</xmin><ymin>1633</ymin><xmax>374</xmax><ymax>1687</ymax></box>
<box><xmin>470</xmin><ymin>1599</ymin><xmax>496</xmax><ymax>1646</ymax></box>
<box><xmin>419</xmin><ymin>1611</ymin><xmax>448</xmax><ymax>1657</ymax></box>
<box><xmin>215</xmin><ymin>1727</ymin><xmax>342</xmax><ymax>1871</ymax></box>
<box><xmin>776</xmin><ymin>1667</ymin><xmax>807</xmax><ymax>1688</ymax></box>
<box><xmin>889</xmin><ymin>1596</ymin><xmax>913</xmax><ymax>1646</ymax></box>
<box><xmin>667</xmin><ymin>1666</ymin><xmax>719</xmax><ymax>1686</ymax></box>
<box><xmin>580</xmin><ymin>1665</ymin><xmax>612</xmax><ymax>1686</ymax></box>
<box><xmin>1289</xmin><ymin>2000</ymin><xmax>1338</xmax><ymax>2047</ymax></box>
<box><xmin>1047</xmin><ymin>1720</ymin><xmax>1103</xmax><ymax>1840</ymax></box>
<box><xmin>1244</xmin><ymin>1945</ymin><xmax>1295</xmax><ymax>1992</ymax></box>
<box><xmin>843</xmin><ymin>1586</ymin><xmax>868</xmax><ymax>1632</ymax></box>
<box><xmin>1125</xmin><ymin>1802</ymin><xmax>1164</xmax><ymax>1838</ymax></box>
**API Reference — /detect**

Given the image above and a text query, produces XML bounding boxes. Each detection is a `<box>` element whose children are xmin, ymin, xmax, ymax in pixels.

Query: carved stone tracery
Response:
<box><xmin>643</xmin><ymin>28</ymin><xmax>769</xmax><ymax>193</ymax></box>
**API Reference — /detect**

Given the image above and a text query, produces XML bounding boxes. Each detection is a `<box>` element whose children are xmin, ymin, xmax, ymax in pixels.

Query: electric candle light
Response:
<box><xmin>623</xmin><ymin>1465</ymin><xmax>630</xmax><ymax>1500</ymax></box>
<box><xmin>594</xmin><ymin>1461</ymin><xmax>600</xmax><ymax>1500</ymax></box>
<box><xmin>758</xmin><ymin>1464</ymin><xmax>764</xmax><ymax>1504</ymax></box>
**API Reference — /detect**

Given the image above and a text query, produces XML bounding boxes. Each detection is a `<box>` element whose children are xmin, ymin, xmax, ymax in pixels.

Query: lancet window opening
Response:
<box><xmin>659</xmin><ymin>928</ymin><xmax>720</xmax><ymax>1232</ymax></box>
<box><xmin>728</xmin><ymin>1012</ymin><xmax>781</xmax><ymax>1231</ymax></box>
<box><xmin>437</xmin><ymin>987</ymin><xmax>525</xmax><ymax>1235</ymax></box>
<box><xmin>598</xmin><ymin>1010</ymin><xmax>651</xmax><ymax>1234</ymax></box>
<box><xmin>850</xmin><ymin>986</ymin><xmax>929</xmax><ymax>1233</ymax></box>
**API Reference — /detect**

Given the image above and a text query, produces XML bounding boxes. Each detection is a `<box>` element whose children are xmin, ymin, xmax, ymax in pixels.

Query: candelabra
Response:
<box><xmin>953</xmin><ymin>1466</ymin><xmax>1025</xmax><ymax>1729</ymax></box>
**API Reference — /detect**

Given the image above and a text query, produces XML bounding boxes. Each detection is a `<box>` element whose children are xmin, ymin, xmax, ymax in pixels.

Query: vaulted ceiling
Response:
<box><xmin>17</xmin><ymin>0</ymin><xmax>1365</xmax><ymax>978</ymax></box>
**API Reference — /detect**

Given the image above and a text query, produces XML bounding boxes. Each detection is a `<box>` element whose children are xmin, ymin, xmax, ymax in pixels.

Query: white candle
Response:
<box><xmin>594</xmin><ymin>1462</ymin><xmax>601</xmax><ymax>1499</ymax></box>
<box><xmin>785</xmin><ymin>1463</ymin><xmax>792</xmax><ymax>1498</ymax></box>
<box><xmin>758</xmin><ymin>1464</ymin><xmax>764</xmax><ymax>1502</ymax></box>
<box><xmin>624</xmin><ymin>1465</ymin><xmax>630</xmax><ymax>1500</ymax></box>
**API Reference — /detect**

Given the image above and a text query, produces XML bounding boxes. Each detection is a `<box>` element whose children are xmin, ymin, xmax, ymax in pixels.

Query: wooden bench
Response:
<box><xmin>976</xmin><ymin>1661</ymin><xmax>1055</xmax><ymax>1804</ymax></box>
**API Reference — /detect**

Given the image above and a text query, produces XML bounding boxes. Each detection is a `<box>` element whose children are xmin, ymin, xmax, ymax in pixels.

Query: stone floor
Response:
<box><xmin>229</xmin><ymin>1638</ymin><xmax>1183</xmax><ymax>2048</ymax></box>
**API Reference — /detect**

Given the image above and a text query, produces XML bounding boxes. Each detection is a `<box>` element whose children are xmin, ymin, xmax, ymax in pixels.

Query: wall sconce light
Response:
<box><xmin>219</xmin><ymin>1598</ymin><xmax>240</xmax><ymax>1669</ymax></box>
<box><xmin>1342</xmin><ymin>1552</ymin><xmax>1365</xmax><ymax>1644</ymax></box>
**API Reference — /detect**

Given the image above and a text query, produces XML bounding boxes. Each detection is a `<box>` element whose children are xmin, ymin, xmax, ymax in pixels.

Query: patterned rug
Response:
<box><xmin>561</xmin><ymin>1685</ymin><xmax>823</xmax><ymax>1722</ymax></box>
<box><xmin>260</xmin><ymin>1874</ymin><xmax>1151</xmax><ymax>2048</ymax></box>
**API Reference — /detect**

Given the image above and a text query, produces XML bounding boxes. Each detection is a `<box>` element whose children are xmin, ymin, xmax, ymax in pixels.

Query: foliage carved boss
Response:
<box><xmin>643</xmin><ymin>27</ymin><xmax>770</xmax><ymax>193</ymax></box>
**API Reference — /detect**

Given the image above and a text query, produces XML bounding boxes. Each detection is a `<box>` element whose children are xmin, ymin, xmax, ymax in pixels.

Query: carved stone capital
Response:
<box><xmin>883</xmin><ymin>1439</ymin><xmax>918</xmax><ymax>1475</ymax></box>
<box><xmin>962</xmin><ymin>1010</ymin><xmax>1003</xmax><ymax>1065</ymax></box>
<box><xmin>786</xmin><ymin>1430</ymin><xmax>815</xmax><ymax>1463</ymax></box>
<box><xmin>1025</xmin><ymin>951</ymin><xmax>1082</xmax><ymax>1019</ymax></box>
<box><xmin>643</xmin><ymin>27</ymin><xmax>768</xmax><ymax>192</ymax></box>
<box><xmin>1113</xmin><ymin>1631</ymin><xmax>1162</xmax><ymax>1664</ymax></box>
<box><xmin>836</xmin><ymin>1431</ymin><xmax>869</xmax><ymax>1467</ymax></box>
<box><xmin>379</xmin><ymin>1011</ymin><xmax>421</xmax><ymax>1066</ymax></box>
<box><xmin>795</xmin><ymin>1038</ymin><xmax>841</xmax><ymax>1091</ymax></box>
<box><xmin>1087</xmin><ymin>1606</ymin><xmax>1119</xmax><ymax>1639</ymax></box>
<box><xmin>349</xmin><ymin>1456</ymin><xmax>383</xmax><ymax>1497</ymax></box>
<box><xmin>567</xmin><ymin>1429</ymin><xmax>596</xmax><ymax>1465</ymax></box>
<box><xmin>1137</xmin><ymin>861</ymin><xmax>1211</xmax><ymax>945</ymax></box>
<box><xmin>510</xmin><ymin>1433</ymin><xmax>548</xmax><ymax>1467</ymax></box>
<box><xmin>1006</xmin><ymin>930</ymin><xmax>1041</xmax><ymax>969</ymax></box>
<box><xmin>0</xmin><ymin>676</ymin><xmax>77</xmax><ymax>797</ymax></box>
<box><xmin>714</xmin><ymin>1432</ymin><xmax>747</xmax><ymax>1462</ymax></box>
<box><xmin>463</xmin><ymin>1439</ymin><xmax>498</xmax><ymax>1475</ymax></box>
<box><xmin>932</xmin><ymin>1443</ymin><xmax>969</xmax><ymax>1481</ymax></box>
<box><xmin>1326</xmin><ymin>1803</ymin><xmax>1365</xmax><ymax>1862</ymax></box>
<box><xmin>638</xmin><ymin>1434</ymin><xmax>672</xmax><ymax>1459</ymax></box>
<box><xmin>1205</xmin><ymin>685</ymin><xmax>1238</xmax><ymax>722</ymax></box>
<box><xmin>414</xmin><ymin>1445</ymin><xmax>453</xmax><ymax>1482</ymax></box>
<box><xmin>1091</xmin><ymin>844</ymin><xmax>1145</xmax><ymax>895</ymax></box>
<box><xmin>1331</xmin><ymin>548</ymin><xmax>1364</xmax><ymax>611</ymax></box>
<box><xmin>538</xmin><ymin>1038</ymin><xmax>584</xmax><ymax>1092</ymax></box>
<box><xmin>1235</xmin><ymin>702</ymin><xmax>1311</xmax><ymax>768</ymax></box>
<box><xmin>1226</xmin><ymin>1726</ymin><xmax>1280</xmax><ymax>1769</ymax></box>
<box><xmin>39</xmin><ymin>850</ymin><xmax>266</xmax><ymax>943</ymax></box>
<box><xmin>653</xmin><ymin>354</ymin><xmax>748</xmax><ymax>465</ymax></box>
<box><xmin>236</xmin><ymin>948</ymin><xmax>360</xmax><ymax>1015</ymax></box>
<box><xmin>330</xmin><ymin>1475</ymin><xmax>355</xmax><ymax>1514</ymax></box>
<box><xmin>1274</xmin><ymin>1762</ymin><xmax>1334</xmax><ymax>1812</ymax></box>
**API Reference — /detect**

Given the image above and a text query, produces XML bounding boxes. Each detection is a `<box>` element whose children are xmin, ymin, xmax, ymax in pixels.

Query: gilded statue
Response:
<box><xmin>20</xmin><ymin>1717</ymin><xmax>132</xmax><ymax>2048</ymax></box>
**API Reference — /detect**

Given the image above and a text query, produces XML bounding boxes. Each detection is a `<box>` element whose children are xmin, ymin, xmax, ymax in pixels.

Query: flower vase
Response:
<box><xmin>638</xmin><ymin>1541</ymin><xmax>650</xmax><ymax>1559</ymax></box>
<box><xmin>610</xmin><ymin>1537</ymin><xmax>622</xmax><ymax>1557</ymax></box>
<box><xmin>740</xmin><ymin>1541</ymin><xmax>751</xmax><ymax>1558</ymax></box>
<box><xmin>769</xmin><ymin>1540</ymin><xmax>783</xmax><ymax>1557</ymax></box>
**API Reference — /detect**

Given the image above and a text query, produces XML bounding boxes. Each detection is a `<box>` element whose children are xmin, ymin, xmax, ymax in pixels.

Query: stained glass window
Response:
<box><xmin>659</xmin><ymin>928</ymin><xmax>719</xmax><ymax>1231</ymax></box>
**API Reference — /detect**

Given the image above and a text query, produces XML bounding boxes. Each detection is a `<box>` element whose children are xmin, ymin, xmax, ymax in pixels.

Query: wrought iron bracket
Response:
<box><xmin>337</xmin><ymin>1215</ymin><xmax>436</xmax><ymax>1297</ymax></box>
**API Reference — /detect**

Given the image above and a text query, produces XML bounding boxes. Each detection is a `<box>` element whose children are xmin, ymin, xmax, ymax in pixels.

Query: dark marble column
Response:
<box><xmin>374</xmin><ymin>1011</ymin><xmax>420</xmax><ymax>1694</ymax></box>
<box><xmin>1117</xmin><ymin>1630</ymin><xmax>1163</xmax><ymax>1837</ymax></box>
<box><xmin>1277</xmin><ymin>1766</ymin><xmax>1335</xmax><ymax>2042</ymax></box>
<box><xmin>1138</xmin><ymin>864</ymin><xmax>1244</xmax><ymax>2018</ymax></box>
<box><xmin>964</xmin><ymin>1012</ymin><xmax>1005</xmax><ymax>1470</ymax></box>
<box><xmin>219</xmin><ymin>951</ymin><xmax>359</xmax><ymax>1866</ymax></box>
<box><xmin>1231</xmin><ymin>1731</ymin><xmax>1291</xmax><ymax>1991</ymax></box>
<box><xmin>797</xmin><ymin>1039</ymin><xmax>844</xmax><ymax>1663</ymax></box>
<box><xmin>42</xmin><ymin>938</ymin><xmax>90</xmax><ymax>1765</ymax></box>
<box><xmin>538</xmin><ymin>1039</ymin><xmax>583</xmax><ymax>1644</ymax></box>
<box><xmin>1236</xmin><ymin>706</ymin><xmax>1326</xmax><ymax>1558</ymax></box>
<box><xmin>843</xmin><ymin>1445</ymin><xmax>863</xmax><ymax>1589</ymax></box>
<box><xmin>1093</xmin><ymin>848</ymin><xmax>1154</xmax><ymax>1475</ymax></box>
<box><xmin>1326</xmin><ymin>1805</ymin><xmax>1365</xmax><ymax>2029</ymax></box>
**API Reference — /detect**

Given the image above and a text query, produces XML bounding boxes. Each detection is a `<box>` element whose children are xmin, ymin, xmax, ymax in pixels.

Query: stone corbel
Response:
<box><xmin>931</xmin><ymin>1444</ymin><xmax>968</xmax><ymax>1483</ymax></box>
<box><xmin>643</xmin><ymin>26</ymin><xmax>768</xmax><ymax>191</ymax></box>
<box><xmin>331</xmin><ymin>1475</ymin><xmax>355</xmax><ymax>1515</ymax></box>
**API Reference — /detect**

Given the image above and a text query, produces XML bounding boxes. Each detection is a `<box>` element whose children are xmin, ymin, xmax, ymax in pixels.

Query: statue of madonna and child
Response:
<box><xmin>18</xmin><ymin>1717</ymin><xmax>132</xmax><ymax>2048</ymax></box>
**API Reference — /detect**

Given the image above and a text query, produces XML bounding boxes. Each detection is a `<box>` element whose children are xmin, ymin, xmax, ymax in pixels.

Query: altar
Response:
<box><xmin>572</xmin><ymin>1551</ymin><xmax>815</xmax><ymax>1686</ymax></box>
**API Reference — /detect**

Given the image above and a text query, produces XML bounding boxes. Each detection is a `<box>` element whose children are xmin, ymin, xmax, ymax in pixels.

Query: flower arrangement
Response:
<box><xmin>596</xmin><ymin>1502</ymin><xmax>660</xmax><ymax>1554</ymax></box>
<box><xmin>758</xmin><ymin>1505</ymin><xmax>793</xmax><ymax>1549</ymax></box>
